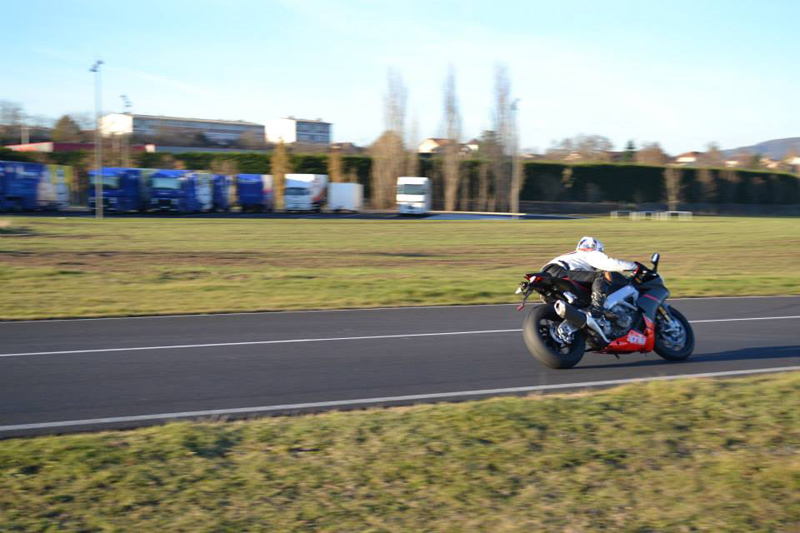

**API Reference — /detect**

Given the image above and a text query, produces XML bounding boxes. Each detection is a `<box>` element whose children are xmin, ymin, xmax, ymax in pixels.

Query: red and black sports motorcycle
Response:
<box><xmin>516</xmin><ymin>253</ymin><xmax>694</xmax><ymax>369</ymax></box>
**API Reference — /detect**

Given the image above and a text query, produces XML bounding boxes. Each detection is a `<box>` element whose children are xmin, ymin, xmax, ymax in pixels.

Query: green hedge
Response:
<box><xmin>0</xmin><ymin>147</ymin><xmax>35</xmax><ymax>163</ymax></box>
<box><xmin>520</xmin><ymin>162</ymin><xmax>800</xmax><ymax>205</ymax></box>
<box><xmin>25</xmin><ymin>149</ymin><xmax>796</xmax><ymax>207</ymax></box>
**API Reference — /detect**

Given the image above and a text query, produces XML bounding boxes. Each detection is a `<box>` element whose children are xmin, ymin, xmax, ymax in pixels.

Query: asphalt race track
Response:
<box><xmin>1</xmin><ymin>296</ymin><xmax>799</xmax><ymax>438</ymax></box>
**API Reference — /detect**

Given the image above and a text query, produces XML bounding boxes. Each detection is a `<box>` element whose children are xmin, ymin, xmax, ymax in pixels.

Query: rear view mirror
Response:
<box><xmin>651</xmin><ymin>252</ymin><xmax>660</xmax><ymax>265</ymax></box>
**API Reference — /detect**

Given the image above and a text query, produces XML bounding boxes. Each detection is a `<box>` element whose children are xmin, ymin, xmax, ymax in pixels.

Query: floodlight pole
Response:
<box><xmin>90</xmin><ymin>60</ymin><xmax>104</xmax><ymax>220</ymax></box>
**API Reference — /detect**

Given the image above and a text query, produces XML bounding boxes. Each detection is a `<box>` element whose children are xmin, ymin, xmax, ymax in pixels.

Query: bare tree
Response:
<box><xmin>492</xmin><ymin>65</ymin><xmax>512</xmax><ymax>212</ymax></box>
<box><xmin>664</xmin><ymin>166</ymin><xmax>682</xmax><ymax>211</ymax></box>
<box><xmin>547</xmin><ymin>134</ymin><xmax>613</xmax><ymax>162</ymax></box>
<box><xmin>637</xmin><ymin>142</ymin><xmax>668</xmax><ymax>165</ymax></box>
<box><xmin>561</xmin><ymin>166</ymin><xmax>575</xmax><ymax>195</ymax></box>
<box><xmin>720</xmin><ymin>168</ymin><xmax>740</xmax><ymax>203</ymax></box>
<box><xmin>704</xmin><ymin>142</ymin><xmax>724</xmax><ymax>167</ymax></box>
<box><xmin>327</xmin><ymin>147</ymin><xmax>343</xmax><ymax>183</ymax></box>
<box><xmin>477</xmin><ymin>160</ymin><xmax>490</xmax><ymax>211</ymax></box>
<box><xmin>442</xmin><ymin>67</ymin><xmax>462</xmax><ymax>211</ymax></box>
<box><xmin>210</xmin><ymin>157</ymin><xmax>239</xmax><ymax>176</ymax></box>
<box><xmin>509</xmin><ymin>99</ymin><xmax>522</xmax><ymax>213</ymax></box>
<box><xmin>477</xmin><ymin>130</ymin><xmax>502</xmax><ymax>210</ymax></box>
<box><xmin>370</xmin><ymin>70</ymin><xmax>407</xmax><ymax>208</ymax></box>
<box><xmin>406</xmin><ymin>114</ymin><xmax>420</xmax><ymax>176</ymax></box>
<box><xmin>271</xmin><ymin>141</ymin><xmax>291</xmax><ymax>210</ymax></box>
<box><xmin>237</xmin><ymin>130</ymin><xmax>266</xmax><ymax>149</ymax></box>
<box><xmin>0</xmin><ymin>100</ymin><xmax>26</xmax><ymax>143</ymax></box>
<box><xmin>696</xmin><ymin>167</ymin><xmax>716</xmax><ymax>204</ymax></box>
<box><xmin>726</xmin><ymin>150</ymin><xmax>748</xmax><ymax>169</ymax></box>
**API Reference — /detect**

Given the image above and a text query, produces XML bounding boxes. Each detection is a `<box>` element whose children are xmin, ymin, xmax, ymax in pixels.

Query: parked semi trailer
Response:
<box><xmin>284</xmin><ymin>174</ymin><xmax>328</xmax><ymax>212</ymax></box>
<box><xmin>328</xmin><ymin>182</ymin><xmax>363</xmax><ymax>212</ymax></box>
<box><xmin>149</xmin><ymin>170</ymin><xmax>213</xmax><ymax>213</ymax></box>
<box><xmin>0</xmin><ymin>161</ymin><xmax>72</xmax><ymax>212</ymax></box>
<box><xmin>88</xmin><ymin>168</ymin><xmax>152</xmax><ymax>213</ymax></box>
<box><xmin>235</xmin><ymin>174</ymin><xmax>273</xmax><ymax>212</ymax></box>
<box><xmin>211</xmin><ymin>174</ymin><xmax>233</xmax><ymax>212</ymax></box>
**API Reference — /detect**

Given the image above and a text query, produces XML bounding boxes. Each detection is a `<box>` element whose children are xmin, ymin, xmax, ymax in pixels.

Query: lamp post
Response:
<box><xmin>90</xmin><ymin>60</ymin><xmax>104</xmax><ymax>219</ymax></box>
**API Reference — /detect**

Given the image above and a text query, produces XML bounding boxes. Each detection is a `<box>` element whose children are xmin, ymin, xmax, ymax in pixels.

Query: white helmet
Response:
<box><xmin>576</xmin><ymin>236</ymin><xmax>604</xmax><ymax>253</ymax></box>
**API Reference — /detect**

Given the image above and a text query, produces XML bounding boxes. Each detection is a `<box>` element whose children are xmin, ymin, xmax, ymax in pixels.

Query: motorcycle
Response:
<box><xmin>516</xmin><ymin>253</ymin><xmax>694</xmax><ymax>369</ymax></box>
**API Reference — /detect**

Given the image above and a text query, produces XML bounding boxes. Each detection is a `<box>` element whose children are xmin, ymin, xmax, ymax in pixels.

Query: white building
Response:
<box><xmin>674</xmin><ymin>151</ymin><xmax>704</xmax><ymax>166</ymax></box>
<box><xmin>99</xmin><ymin>113</ymin><xmax>264</xmax><ymax>144</ymax></box>
<box><xmin>417</xmin><ymin>138</ymin><xmax>477</xmax><ymax>154</ymax></box>
<box><xmin>265</xmin><ymin>117</ymin><xmax>331</xmax><ymax>145</ymax></box>
<box><xmin>418</xmin><ymin>138</ymin><xmax>451</xmax><ymax>154</ymax></box>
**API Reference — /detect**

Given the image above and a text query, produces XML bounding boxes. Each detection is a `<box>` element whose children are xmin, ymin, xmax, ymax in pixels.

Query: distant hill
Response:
<box><xmin>723</xmin><ymin>137</ymin><xmax>800</xmax><ymax>159</ymax></box>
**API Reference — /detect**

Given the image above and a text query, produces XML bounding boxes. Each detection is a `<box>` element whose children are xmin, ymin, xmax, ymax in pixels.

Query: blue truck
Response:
<box><xmin>88</xmin><ymin>168</ymin><xmax>151</xmax><ymax>213</ymax></box>
<box><xmin>0</xmin><ymin>161</ymin><xmax>72</xmax><ymax>212</ymax></box>
<box><xmin>149</xmin><ymin>170</ymin><xmax>213</xmax><ymax>213</ymax></box>
<box><xmin>235</xmin><ymin>174</ymin><xmax>273</xmax><ymax>212</ymax></box>
<box><xmin>212</xmin><ymin>174</ymin><xmax>232</xmax><ymax>212</ymax></box>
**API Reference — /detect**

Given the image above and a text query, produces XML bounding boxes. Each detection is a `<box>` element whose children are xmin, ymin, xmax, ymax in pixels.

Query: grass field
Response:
<box><xmin>1</xmin><ymin>372</ymin><xmax>798</xmax><ymax>532</ymax></box>
<box><xmin>0</xmin><ymin>215</ymin><xmax>798</xmax><ymax>319</ymax></box>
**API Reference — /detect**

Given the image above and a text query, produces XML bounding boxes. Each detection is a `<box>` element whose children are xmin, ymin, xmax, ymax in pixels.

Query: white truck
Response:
<box><xmin>328</xmin><ymin>182</ymin><xmax>363</xmax><ymax>212</ymax></box>
<box><xmin>284</xmin><ymin>174</ymin><xmax>328</xmax><ymax>212</ymax></box>
<box><xmin>396</xmin><ymin>176</ymin><xmax>431</xmax><ymax>215</ymax></box>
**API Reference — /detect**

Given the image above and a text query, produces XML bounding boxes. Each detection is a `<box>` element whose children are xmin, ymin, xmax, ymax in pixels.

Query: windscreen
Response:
<box><xmin>151</xmin><ymin>177</ymin><xmax>181</xmax><ymax>190</ymax></box>
<box><xmin>285</xmin><ymin>187</ymin><xmax>309</xmax><ymax>196</ymax></box>
<box><xmin>397</xmin><ymin>184</ymin><xmax>427</xmax><ymax>195</ymax></box>
<box><xmin>90</xmin><ymin>175</ymin><xmax>120</xmax><ymax>189</ymax></box>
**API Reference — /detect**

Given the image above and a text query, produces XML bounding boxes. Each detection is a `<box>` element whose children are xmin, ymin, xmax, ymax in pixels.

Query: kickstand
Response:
<box><xmin>612</xmin><ymin>353</ymin><xmax>620</xmax><ymax>359</ymax></box>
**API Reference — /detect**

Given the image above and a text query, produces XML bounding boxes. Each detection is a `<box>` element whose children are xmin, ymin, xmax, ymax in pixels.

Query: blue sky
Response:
<box><xmin>2</xmin><ymin>0</ymin><xmax>798</xmax><ymax>153</ymax></box>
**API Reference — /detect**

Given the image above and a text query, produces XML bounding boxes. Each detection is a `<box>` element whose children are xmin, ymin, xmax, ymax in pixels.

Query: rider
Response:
<box><xmin>542</xmin><ymin>236</ymin><xmax>639</xmax><ymax>316</ymax></box>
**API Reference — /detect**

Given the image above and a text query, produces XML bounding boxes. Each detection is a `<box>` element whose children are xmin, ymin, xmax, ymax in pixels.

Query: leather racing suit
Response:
<box><xmin>542</xmin><ymin>250</ymin><xmax>638</xmax><ymax>309</ymax></box>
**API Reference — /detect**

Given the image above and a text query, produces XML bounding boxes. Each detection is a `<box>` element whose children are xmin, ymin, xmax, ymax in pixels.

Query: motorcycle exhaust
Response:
<box><xmin>554</xmin><ymin>300</ymin><xmax>586</xmax><ymax>328</ymax></box>
<box><xmin>554</xmin><ymin>300</ymin><xmax>610</xmax><ymax>344</ymax></box>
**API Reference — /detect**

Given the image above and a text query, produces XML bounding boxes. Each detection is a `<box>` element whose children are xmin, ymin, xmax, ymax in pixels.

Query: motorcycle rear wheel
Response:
<box><xmin>523</xmin><ymin>304</ymin><xmax>586</xmax><ymax>369</ymax></box>
<box><xmin>654</xmin><ymin>306</ymin><xmax>695</xmax><ymax>361</ymax></box>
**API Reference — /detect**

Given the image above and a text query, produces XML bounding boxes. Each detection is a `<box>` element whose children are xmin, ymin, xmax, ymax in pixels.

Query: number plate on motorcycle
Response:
<box><xmin>626</xmin><ymin>331</ymin><xmax>646</xmax><ymax>345</ymax></box>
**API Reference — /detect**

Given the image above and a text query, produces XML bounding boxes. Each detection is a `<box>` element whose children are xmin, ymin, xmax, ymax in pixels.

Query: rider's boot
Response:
<box><xmin>582</xmin><ymin>290</ymin><xmax>610</xmax><ymax>345</ymax></box>
<box><xmin>589</xmin><ymin>291</ymin><xmax>606</xmax><ymax>319</ymax></box>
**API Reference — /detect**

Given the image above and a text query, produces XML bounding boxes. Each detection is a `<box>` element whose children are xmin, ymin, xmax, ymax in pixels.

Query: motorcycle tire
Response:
<box><xmin>654</xmin><ymin>306</ymin><xmax>695</xmax><ymax>361</ymax></box>
<box><xmin>523</xmin><ymin>304</ymin><xmax>586</xmax><ymax>369</ymax></box>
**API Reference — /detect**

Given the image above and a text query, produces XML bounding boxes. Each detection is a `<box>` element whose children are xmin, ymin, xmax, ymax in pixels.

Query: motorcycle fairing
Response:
<box><xmin>636</xmin><ymin>278</ymin><xmax>670</xmax><ymax>321</ymax></box>
<box><xmin>601</xmin><ymin>316</ymin><xmax>655</xmax><ymax>354</ymax></box>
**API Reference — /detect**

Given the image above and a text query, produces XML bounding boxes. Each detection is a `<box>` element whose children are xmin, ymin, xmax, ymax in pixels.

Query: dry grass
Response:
<box><xmin>0</xmin><ymin>216</ymin><xmax>798</xmax><ymax>319</ymax></box>
<box><xmin>1</xmin><ymin>372</ymin><xmax>798</xmax><ymax>532</ymax></box>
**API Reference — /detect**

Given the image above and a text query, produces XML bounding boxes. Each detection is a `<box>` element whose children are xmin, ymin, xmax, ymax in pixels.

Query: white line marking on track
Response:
<box><xmin>0</xmin><ymin>329</ymin><xmax>521</xmax><ymax>358</ymax></box>
<box><xmin>1</xmin><ymin>365</ymin><xmax>798</xmax><ymax>433</ymax></box>
<box><xmin>2</xmin><ymin>295</ymin><xmax>798</xmax><ymax>324</ymax></box>
<box><xmin>691</xmin><ymin>315</ymin><xmax>800</xmax><ymax>323</ymax></box>
<box><xmin>1</xmin><ymin>316</ymin><xmax>799</xmax><ymax>359</ymax></box>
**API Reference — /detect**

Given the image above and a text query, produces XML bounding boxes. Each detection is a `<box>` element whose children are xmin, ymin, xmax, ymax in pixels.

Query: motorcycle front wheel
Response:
<box><xmin>523</xmin><ymin>304</ymin><xmax>586</xmax><ymax>369</ymax></box>
<box><xmin>654</xmin><ymin>306</ymin><xmax>695</xmax><ymax>361</ymax></box>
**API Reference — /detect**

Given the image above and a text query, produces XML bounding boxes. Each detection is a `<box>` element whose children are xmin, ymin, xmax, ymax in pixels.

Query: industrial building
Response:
<box><xmin>265</xmin><ymin>117</ymin><xmax>331</xmax><ymax>145</ymax></box>
<box><xmin>99</xmin><ymin>113</ymin><xmax>264</xmax><ymax>144</ymax></box>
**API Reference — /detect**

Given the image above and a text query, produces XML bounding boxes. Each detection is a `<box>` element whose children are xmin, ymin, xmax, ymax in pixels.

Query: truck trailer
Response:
<box><xmin>211</xmin><ymin>174</ymin><xmax>232</xmax><ymax>212</ymax></box>
<box><xmin>284</xmin><ymin>174</ymin><xmax>328</xmax><ymax>212</ymax></box>
<box><xmin>327</xmin><ymin>182</ymin><xmax>363</xmax><ymax>212</ymax></box>
<box><xmin>235</xmin><ymin>174</ymin><xmax>273</xmax><ymax>212</ymax></box>
<box><xmin>1</xmin><ymin>161</ymin><xmax>72</xmax><ymax>212</ymax></box>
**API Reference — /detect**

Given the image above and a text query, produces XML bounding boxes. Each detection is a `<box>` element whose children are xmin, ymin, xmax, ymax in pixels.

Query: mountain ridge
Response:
<box><xmin>723</xmin><ymin>137</ymin><xmax>800</xmax><ymax>159</ymax></box>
